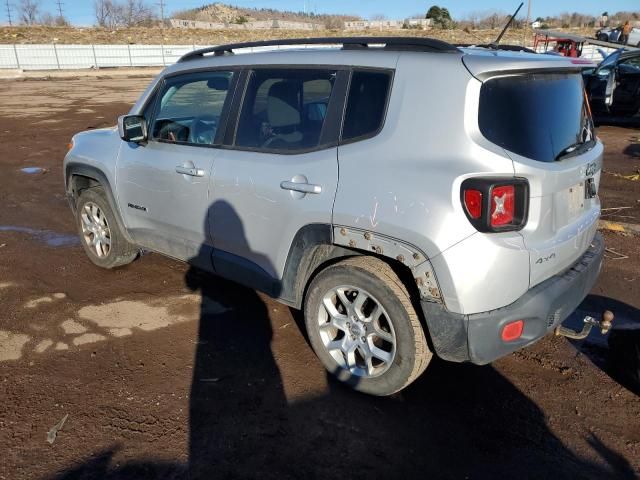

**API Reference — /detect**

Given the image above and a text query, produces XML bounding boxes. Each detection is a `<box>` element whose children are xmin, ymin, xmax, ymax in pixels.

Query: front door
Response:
<box><xmin>611</xmin><ymin>55</ymin><xmax>640</xmax><ymax>116</ymax></box>
<box><xmin>208</xmin><ymin>68</ymin><xmax>346</xmax><ymax>295</ymax></box>
<box><xmin>116</xmin><ymin>70</ymin><xmax>237</xmax><ymax>268</ymax></box>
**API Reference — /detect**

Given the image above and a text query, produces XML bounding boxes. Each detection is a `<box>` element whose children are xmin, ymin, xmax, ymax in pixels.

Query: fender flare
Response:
<box><xmin>64</xmin><ymin>162</ymin><xmax>135</xmax><ymax>244</ymax></box>
<box><xmin>279</xmin><ymin>224</ymin><xmax>443</xmax><ymax>309</ymax></box>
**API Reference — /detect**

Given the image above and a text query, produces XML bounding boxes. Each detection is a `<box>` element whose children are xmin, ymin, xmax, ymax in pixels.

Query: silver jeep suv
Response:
<box><xmin>64</xmin><ymin>37</ymin><xmax>604</xmax><ymax>396</ymax></box>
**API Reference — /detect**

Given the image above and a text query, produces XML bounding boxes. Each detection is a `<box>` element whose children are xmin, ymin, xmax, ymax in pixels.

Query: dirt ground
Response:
<box><xmin>0</xmin><ymin>25</ymin><xmax>597</xmax><ymax>47</ymax></box>
<box><xmin>0</xmin><ymin>76</ymin><xmax>638</xmax><ymax>480</ymax></box>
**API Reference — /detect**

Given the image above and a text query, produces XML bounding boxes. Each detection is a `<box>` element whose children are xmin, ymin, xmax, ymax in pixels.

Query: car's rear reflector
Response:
<box><xmin>502</xmin><ymin>320</ymin><xmax>524</xmax><ymax>342</ymax></box>
<box><xmin>463</xmin><ymin>189</ymin><xmax>483</xmax><ymax>219</ymax></box>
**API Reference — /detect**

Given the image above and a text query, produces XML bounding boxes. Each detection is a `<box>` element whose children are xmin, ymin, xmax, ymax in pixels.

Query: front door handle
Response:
<box><xmin>176</xmin><ymin>165</ymin><xmax>205</xmax><ymax>177</ymax></box>
<box><xmin>280</xmin><ymin>181</ymin><xmax>322</xmax><ymax>194</ymax></box>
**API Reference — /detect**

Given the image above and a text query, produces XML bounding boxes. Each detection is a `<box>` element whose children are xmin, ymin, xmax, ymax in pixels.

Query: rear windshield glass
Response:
<box><xmin>479</xmin><ymin>73</ymin><xmax>592</xmax><ymax>162</ymax></box>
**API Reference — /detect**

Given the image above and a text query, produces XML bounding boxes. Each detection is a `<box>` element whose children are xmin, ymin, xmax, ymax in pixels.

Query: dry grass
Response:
<box><xmin>0</xmin><ymin>25</ymin><xmax>599</xmax><ymax>46</ymax></box>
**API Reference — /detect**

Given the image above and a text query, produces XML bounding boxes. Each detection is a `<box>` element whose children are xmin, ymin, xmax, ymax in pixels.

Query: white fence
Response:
<box><xmin>0</xmin><ymin>43</ymin><xmax>341</xmax><ymax>70</ymax></box>
<box><xmin>0</xmin><ymin>44</ymin><xmax>200</xmax><ymax>70</ymax></box>
<box><xmin>0</xmin><ymin>42</ymin><xmax>615</xmax><ymax>71</ymax></box>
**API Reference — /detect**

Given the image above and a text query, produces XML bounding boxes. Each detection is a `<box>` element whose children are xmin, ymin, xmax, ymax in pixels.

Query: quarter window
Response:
<box><xmin>152</xmin><ymin>71</ymin><xmax>234</xmax><ymax>145</ymax></box>
<box><xmin>235</xmin><ymin>69</ymin><xmax>337</xmax><ymax>152</ymax></box>
<box><xmin>342</xmin><ymin>71</ymin><xmax>392</xmax><ymax>142</ymax></box>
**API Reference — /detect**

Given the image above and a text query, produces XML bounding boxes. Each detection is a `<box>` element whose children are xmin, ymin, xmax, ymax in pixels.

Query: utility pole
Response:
<box><xmin>157</xmin><ymin>0</ymin><xmax>165</xmax><ymax>26</ymax></box>
<box><xmin>56</xmin><ymin>0</ymin><xmax>64</xmax><ymax>20</ymax></box>
<box><xmin>524</xmin><ymin>1</ymin><xmax>532</xmax><ymax>47</ymax></box>
<box><xmin>5</xmin><ymin>0</ymin><xmax>12</xmax><ymax>26</ymax></box>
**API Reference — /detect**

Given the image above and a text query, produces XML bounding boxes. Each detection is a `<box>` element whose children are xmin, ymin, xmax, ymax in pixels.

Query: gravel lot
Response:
<box><xmin>0</xmin><ymin>76</ymin><xmax>638</xmax><ymax>480</ymax></box>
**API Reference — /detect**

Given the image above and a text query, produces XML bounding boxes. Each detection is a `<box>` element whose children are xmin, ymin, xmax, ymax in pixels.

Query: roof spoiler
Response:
<box><xmin>178</xmin><ymin>36</ymin><xmax>460</xmax><ymax>62</ymax></box>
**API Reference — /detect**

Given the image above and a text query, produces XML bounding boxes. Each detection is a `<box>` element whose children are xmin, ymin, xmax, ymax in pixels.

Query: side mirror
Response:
<box><xmin>118</xmin><ymin>115</ymin><xmax>148</xmax><ymax>143</ymax></box>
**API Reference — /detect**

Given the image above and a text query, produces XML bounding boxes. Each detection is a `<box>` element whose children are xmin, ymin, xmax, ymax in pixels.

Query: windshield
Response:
<box><xmin>478</xmin><ymin>72</ymin><xmax>593</xmax><ymax>162</ymax></box>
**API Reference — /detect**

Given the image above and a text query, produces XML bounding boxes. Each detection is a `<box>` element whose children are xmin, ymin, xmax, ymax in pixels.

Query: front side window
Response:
<box><xmin>152</xmin><ymin>71</ymin><xmax>234</xmax><ymax>145</ymax></box>
<box><xmin>619</xmin><ymin>56</ymin><xmax>640</xmax><ymax>74</ymax></box>
<box><xmin>342</xmin><ymin>70</ymin><xmax>392</xmax><ymax>142</ymax></box>
<box><xmin>234</xmin><ymin>69</ymin><xmax>337</xmax><ymax>152</ymax></box>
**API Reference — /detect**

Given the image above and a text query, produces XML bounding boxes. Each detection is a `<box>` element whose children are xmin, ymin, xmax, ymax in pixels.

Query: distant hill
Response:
<box><xmin>171</xmin><ymin>2</ymin><xmax>360</xmax><ymax>28</ymax></box>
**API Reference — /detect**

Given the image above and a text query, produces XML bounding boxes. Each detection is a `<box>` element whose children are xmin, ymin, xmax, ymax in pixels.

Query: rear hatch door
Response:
<box><xmin>466</xmin><ymin>52</ymin><xmax>602</xmax><ymax>287</ymax></box>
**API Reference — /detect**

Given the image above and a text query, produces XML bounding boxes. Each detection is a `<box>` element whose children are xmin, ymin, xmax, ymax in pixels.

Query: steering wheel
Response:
<box><xmin>189</xmin><ymin>115</ymin><xmax>218</xmax><ymax>145</ymax></box>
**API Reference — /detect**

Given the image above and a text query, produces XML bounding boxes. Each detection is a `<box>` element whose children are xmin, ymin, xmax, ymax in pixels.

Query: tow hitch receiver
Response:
<box><xmin>555</xmin><ymin>311</ymin><xmax>614</xmax><ymax>340</ymax></box>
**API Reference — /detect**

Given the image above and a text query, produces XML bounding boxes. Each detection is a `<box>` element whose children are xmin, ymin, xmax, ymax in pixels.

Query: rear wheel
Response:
<box><xmin>76</xmin><ymin>187</ymin><xmax>138</xmax><ymax>269</ymax></box>
<box><xmin>304</xmin><ymin>257</ymin><xmax>431</xmax><ymax>396</ymax></box>
<box><xmin>597</xmin><ymin>34</ymin><xmax>608</xmax><ymax>41</ymax></box>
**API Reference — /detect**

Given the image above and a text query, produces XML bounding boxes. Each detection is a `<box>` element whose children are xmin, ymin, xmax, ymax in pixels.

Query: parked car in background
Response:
<box><xmin>584</xmin><ymin>49</ymin><xmax>640</xmax><ymax>118</ymax></box>
<box><xmin>64</xmin><ymin>37</ymin><xmax>605</xmax><ymax>396</ymax></box>
<box><xmin>596</xmin><ymin>26</ymin><xmax>640</xmax><ymax>46</ymax></box>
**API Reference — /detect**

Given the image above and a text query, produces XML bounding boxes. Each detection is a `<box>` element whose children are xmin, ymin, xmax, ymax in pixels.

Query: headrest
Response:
<box><xmin>207</xmin><ymin>76</ymin><xmax>230</xmax><ymax>91</ymax></box>
<box><xmin>267</xmin><ymin>81</ymin><xmax>300</xmax><ymax>128</ymax></box>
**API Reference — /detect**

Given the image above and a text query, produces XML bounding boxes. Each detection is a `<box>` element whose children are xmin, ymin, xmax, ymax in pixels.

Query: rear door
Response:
<box><xmin>477</xmin><ymin>70</ymin><xmax>602</xmax><ymax>287</ymax></box>
<box><xmin>208</xmin><ymin>67</ymin><xmax>348</xmax><ymax>295</ymax></box>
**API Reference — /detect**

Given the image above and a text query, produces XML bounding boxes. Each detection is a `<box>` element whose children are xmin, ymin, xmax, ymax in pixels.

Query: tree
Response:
<box><xmin>94</xmin><ymin>0</ymin><xmax>114</xmax><ymax>27</ymax></box>
<box><xmin>94</xmin><ymin>0</ymin><xmax>155</xmax><ymax>28</ymax></box>
<box><xmin>40</xmin><ymin>11</ymin><xmax>70</xmax><ymax>26</ymax></box>
<box><xmin>425</xmin><ymin>5</ymin><xmax>453</xmax><ymax>29</ymax></box>
<box><xmin>18</xmin><ymin>0</ymin><xmax>40</xmax><ymax>25</ymax></box>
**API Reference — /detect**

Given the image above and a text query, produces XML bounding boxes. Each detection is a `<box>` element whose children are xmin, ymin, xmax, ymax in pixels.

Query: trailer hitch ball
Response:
<box><xmin>555</xmin><ymin>310</ymin><xmax>615</xmax><ymax>340</ymax></box>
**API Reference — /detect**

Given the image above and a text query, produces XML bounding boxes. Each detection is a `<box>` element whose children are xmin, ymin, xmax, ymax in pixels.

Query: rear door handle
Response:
<box><xmin>176</xmin><ymin>165</ymin><xmax>205</xmax><ymax>177</ymax></box>
<box><xmin>280</xmin><ymin>181</ymin><xmax>322</xmax><ymax>194</ymax></box>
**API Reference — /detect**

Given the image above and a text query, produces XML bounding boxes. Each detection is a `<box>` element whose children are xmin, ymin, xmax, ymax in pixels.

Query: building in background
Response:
<box><xmin>169</xmin><ymin>19</ymin><xmax>322</xmax><ymax>30</ymax></box>
<box><xmin>344</xmin><ymin>18</ymin><xmax>432</xmax><ymax>31</ymax></box>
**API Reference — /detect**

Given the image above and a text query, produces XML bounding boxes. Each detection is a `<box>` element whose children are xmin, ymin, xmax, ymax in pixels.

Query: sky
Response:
<box><xmin>5</xmin><ymin>0</ymin><xmax>639</xmax><ymax>27</ymax></box>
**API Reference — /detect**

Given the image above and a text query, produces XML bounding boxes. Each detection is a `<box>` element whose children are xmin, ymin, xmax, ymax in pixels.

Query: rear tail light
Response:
<box><xmin>461</xmin><ymin>178</ymin><xmax>528</xmax><ymax>233</ymax></box>
<box><xmin>490</xmin><ymin>185</ymin><xmax>515</xmax><ymax>227</ymax></box>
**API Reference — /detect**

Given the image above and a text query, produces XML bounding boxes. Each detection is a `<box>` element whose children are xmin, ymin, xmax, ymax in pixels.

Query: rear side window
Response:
<box><xmin>479</xmin><ymin>73</ymin><xmax>593</xmax><ymax>162</ymax></box>
<box><xmin>342</xmin><ymin>71</ymin><xmax>392</xmax><ymax>142</ymax></box>
<box><xmin>234</xmin><ymin>68</ymin><xmax>337</xmax><ymax>152</ymax></box>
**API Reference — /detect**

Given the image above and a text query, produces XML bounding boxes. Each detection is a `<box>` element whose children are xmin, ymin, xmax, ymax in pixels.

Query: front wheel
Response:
<box><xmin>304</xmin><ymin>257</ymin><xmax>432</xmax><ymax>396</ymax></box>
<box><xmin>75</xmin><ymin>187</ymin><xmax>138</xmax><ymax>269</ymax></box>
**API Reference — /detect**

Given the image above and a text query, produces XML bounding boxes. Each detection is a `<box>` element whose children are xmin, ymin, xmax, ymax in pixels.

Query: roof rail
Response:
<box><xmin>457</xmin><ymin>43</ymin><xmax>536</xmax><ymax>53</ymax></box>
<box><xmin>177</xmin><ymin>36</ymin><xmax>459</xmax><ymax>63</ymax></box>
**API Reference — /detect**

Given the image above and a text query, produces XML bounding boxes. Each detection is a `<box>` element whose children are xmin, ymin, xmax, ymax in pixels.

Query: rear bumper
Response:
<box><xmin>422</xmin><ymin>232</ymin><xmax>604</xmax><ymax>365</ymax></box>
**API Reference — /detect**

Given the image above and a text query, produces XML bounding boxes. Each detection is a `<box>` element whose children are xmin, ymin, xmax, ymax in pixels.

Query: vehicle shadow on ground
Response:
<box><xmin>566</xmin><ymin>294</ymin><xmax>640</xmax><ymax>396</ymax></box>
<box><xmin>47</xmin><ymin>204</ymin><xmax>635</xmax><ymax>480</ymax></box>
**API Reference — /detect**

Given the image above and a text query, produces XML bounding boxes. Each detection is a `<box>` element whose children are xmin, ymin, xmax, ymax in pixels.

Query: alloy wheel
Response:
<box><xmin>317</xmin><ymin>285</ymin><xmax>396</xmax><ymax>378</ymax></box>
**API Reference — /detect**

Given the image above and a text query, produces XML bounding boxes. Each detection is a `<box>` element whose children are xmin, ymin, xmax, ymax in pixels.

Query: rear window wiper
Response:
<box><xmin>555</xmin><ymin>140</ymin><xmax>594</xmax><ymax>161</ymax></box>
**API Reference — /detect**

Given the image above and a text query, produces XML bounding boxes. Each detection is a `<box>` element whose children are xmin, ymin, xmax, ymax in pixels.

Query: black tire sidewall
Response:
<box><xmin>304</xmin><ymin>263</ymin><xmax>422</xmax><ymax>396</ymax></box>
<box><xmin>75</xmin><ymin>188</ymin><xmax>131</xmax><ymax>269</ymax></box>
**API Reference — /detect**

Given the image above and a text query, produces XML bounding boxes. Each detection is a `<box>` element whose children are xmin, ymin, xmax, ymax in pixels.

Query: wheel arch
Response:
<box><xmin>65</xmin><ymin>163</ymin><xmax>134</xmax><ymax>244</ymax></box>
<box><xmin>280</xmin><ymin>224</ymin><xmax>442</xmax><ymax>312</ymax></box>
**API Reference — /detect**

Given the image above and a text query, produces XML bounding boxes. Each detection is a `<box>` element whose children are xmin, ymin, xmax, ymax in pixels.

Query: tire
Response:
<box><xmin>75</xmin><ymin>187</ymin><xmax>138</xmax><ymax>269</ymax></box>
<box><xmin>304</xmin><ymin>257</ymin><xmax>432</xmax><ymax>396</ymax></box>
<box><xmin>597</xmin><ymin>34</ymin><xmax>608</xmax><ymax>42</ymax></box>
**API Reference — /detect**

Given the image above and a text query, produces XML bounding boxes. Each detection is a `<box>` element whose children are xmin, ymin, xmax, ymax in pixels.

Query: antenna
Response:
<box><xmin>5</xmin><ymin>0</ymin><xmax>12</xmax><ymax>26</ymax></box>
<box><xmin>491</xmin><ymin>2</ymin><xmax>524</xmax><ymax>48</ymax></box>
